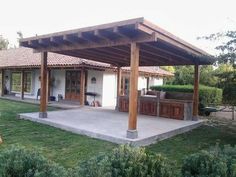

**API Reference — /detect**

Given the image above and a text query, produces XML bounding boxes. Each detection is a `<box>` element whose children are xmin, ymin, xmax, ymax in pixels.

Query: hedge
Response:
<box><xmin>150</xmin><ymin>85</ymin><xmax>223</xmax><ymax>106</ymax></box>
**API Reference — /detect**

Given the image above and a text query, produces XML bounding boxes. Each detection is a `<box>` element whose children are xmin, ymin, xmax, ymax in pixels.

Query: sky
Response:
<box><xmin>1</xmin><ymin>0</ymin><xmax>236</xmax><ymax>55</ymax></box>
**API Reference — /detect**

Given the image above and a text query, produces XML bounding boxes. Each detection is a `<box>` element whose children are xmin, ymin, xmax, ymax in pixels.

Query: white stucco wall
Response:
<box><xmin>138</xmin><ymin>76</ymin><xmax>147</xmax><ymax>90</ymax></box>
<box><xmin>33</xmin><ymin>69</ymin><xmax>40</xmax><ymax>97</ymax></box>
<box><xmin>51</xmin><ymin>70</ymin><xmax>65</xmax><ymax>101</ymax></box>
<box><xmin>149</xmin><ymin>77</ymin><xmax>163</xmax><ymax>87</ymax></box>
<box><xmin>102</xmin><ymin>71</ymin><xmax>117</xmax><ymax>107</ymax></box>
<box><xmin>86</xmin><ymin>70</ymin><xmax>103</xmax><ymax>106</ymax></box>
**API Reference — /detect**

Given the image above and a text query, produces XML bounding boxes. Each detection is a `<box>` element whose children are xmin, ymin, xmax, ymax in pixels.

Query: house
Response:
<box><xmin>0</xmin><ymin>47</ymin><xmax>173</xmax><ymax>107</ymax></box>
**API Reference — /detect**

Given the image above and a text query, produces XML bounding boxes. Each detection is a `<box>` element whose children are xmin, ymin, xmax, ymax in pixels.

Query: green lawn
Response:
<box><xmin>0</xmin><ymin>99</ymin><xmax>116</xmax><ymax>168</ymax></box>
<box><xmin>0</xmin><ymin>99</ymin><xmax>236</xmax><ymax>168</ymax></box>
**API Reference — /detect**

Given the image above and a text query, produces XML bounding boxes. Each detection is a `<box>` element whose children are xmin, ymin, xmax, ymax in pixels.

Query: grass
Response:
<box><xmin>0</xmin><ymin>99</ymin><xmax>116</xmax><ymax>168</ymax></box>
<box><xmin>147</xmin><ymin>119</ymin><xmax>236</xmax><ymax>166</ymax></box>
<box><xmin>0</xmin><ymin>99</ymin><xmax>236</xmax><ymax>168</ymax></box>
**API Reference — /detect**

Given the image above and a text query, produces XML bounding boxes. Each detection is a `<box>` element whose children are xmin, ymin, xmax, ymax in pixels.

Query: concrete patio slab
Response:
<box><xmin>19</xmin><ymin>107</ymin><xmax>203</xmax><ymax>146</ymax></box>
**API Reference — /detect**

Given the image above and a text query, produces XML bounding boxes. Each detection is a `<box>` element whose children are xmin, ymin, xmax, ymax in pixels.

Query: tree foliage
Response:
<box><xmin>165</xmin><ymin>65</ymin><xmax>217</xmax><ymax>87</ymax></box>
<box><xmin>0</xmin><ymin>35</ymin><xmax>9</xmax><ymax>50</ymax></box>
<box><xmin>200</xmin><ymin>31</ymin><xmax>236</xmax><ymax>105</ymax></box>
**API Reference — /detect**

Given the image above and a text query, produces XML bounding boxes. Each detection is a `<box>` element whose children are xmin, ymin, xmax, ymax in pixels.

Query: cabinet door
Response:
<box><xmin>170</xmin><ymin>103</ymin><xmax>184</xmax><ymax>120</ymax></box>
<box><xmin>139</xmin><ymin>101</ymin><xmax>157</xmax><ymax>116</ymax></box>
<box><xmin>119</xmin><ymin>98</ymin><xmax>129</xmax><ymax>112</ymax></box>
<box><xmin>159</xmin><ymin>102</ymin><xmax>171</xmax><ymax>118</ymax></box>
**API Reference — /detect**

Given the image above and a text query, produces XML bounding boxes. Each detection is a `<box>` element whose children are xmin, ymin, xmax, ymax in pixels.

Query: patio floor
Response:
<box><xmin>19</xmin><ymin>107</ymin><xmax>203</xmax><ymax>146</ymax></box>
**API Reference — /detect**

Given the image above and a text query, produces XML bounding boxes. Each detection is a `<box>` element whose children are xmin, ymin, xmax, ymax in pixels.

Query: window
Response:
<box><xmin>11</xmin><ymin>72</ymin><xmax>32</xmax><ymax>93</ymax></box>
<box><xmin>24</xmin><ymin>72</ymin><xmax>32</xmax><ymax>93</ymax></box>
<box><xmin>11</xmin><ymin>72</ymin><xmax>21</xmax><ymax>92</ymax></box>
<box><xmin>121</xmin><ymin>76</ymin><xmax>130</xmax><ymax>95</ymax></box>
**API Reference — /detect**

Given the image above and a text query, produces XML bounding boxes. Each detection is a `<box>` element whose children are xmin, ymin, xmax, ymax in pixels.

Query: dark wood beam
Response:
<box><xmin>80</xmin><ymin>67</ymin><xmax>85</xmax><ymax>106</ymax></box>
<box><xmin>193</xmin><ymin>64</ymin><xmax>200</xmax><ymax>120</ymax></box>
<box><xmin>94</xmin><ymin>30</ymin><xmax>110</xmax><ymax>42</ymax></box>
<box><xmin>1</xmin><ymin>70</ymin><xmax>4</xmax><ymax>97</ymax></box>
<box><xmin>116</xmin><ymin>67</ymin><xmax>122</xmax><ymax>110</ymax></box>
<box><xmin>143</xmin><ymin>43</ymin><xmax>193</xmax><ymax>64</ymax></box>
<box><xmin>34</xmin><ymin>33</ymin><xmax>157</xmax><ymax>53</ymax></box>
<box><xmin>57</xmin><ymin>50</ymin><xmax>123</xmax><ymax>66</ymax></box>
<box><xmin>39</xmin><ymin>52</ymin><xmax>48</xmax><ymax>118</ymax></box>
<box><xmin>21</xmin><ymin>70</ymin><xmax>25</xmax><ymax>100</ymax></box>
<box><xmin>46</xmin><ymin>69</ymin><xmax>51</xmax><ymax>102</ymax></box>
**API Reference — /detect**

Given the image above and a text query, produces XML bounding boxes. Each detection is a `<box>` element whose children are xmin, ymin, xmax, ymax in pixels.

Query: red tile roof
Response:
<box><xmin>0</xmin><ymin>47</ymin><xmax>173</xmax><ymax>77</ymax></box>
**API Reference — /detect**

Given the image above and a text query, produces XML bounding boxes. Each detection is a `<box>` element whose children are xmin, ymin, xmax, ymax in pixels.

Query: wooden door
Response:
<box><xmin>65</xmin><ymin>71</ymin><xmax>81</xmax><ymax>101</ymax></box>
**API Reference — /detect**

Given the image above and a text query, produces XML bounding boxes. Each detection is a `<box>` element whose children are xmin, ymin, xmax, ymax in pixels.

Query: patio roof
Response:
<box><xmin>20</xmin><ymin>17</ymin><xmax>214</xmax><ymax>66</ymax></box>
<box><xmin>0</xmin><ymin>47</ymin><xmax>173</xmax><ymax>77</ymax></box>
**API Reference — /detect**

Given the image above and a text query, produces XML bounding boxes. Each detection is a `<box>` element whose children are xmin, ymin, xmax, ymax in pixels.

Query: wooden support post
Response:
<box><xmin>232</xmin><ymin>106</ymin><xmax>235</xmax><ymax>121</ymax></box>
<box><xmin>1</xmin><ymin>70</ymin><xmax>4</xmax><ymax>97</ymax></box>
<box><xmin>21</xmin><ymin>70</ymin><xmax>25</xmax><ymax>100</ymax></box>
<box><xmin>39</xmin><ymin>52</ymin><xmax>48</xmax><ymax>118</ymax></box>
<box><xmin>80</xmin><ymin>68</ymin><xmax>85</xmax><ymax>106</ymax></box>
<box><xmin>116</xmin><ymin>67</ymin><xmax>122</xmax><ymax>110</ymax></box>
<box><xmin>127</xmin><ymin>43</ymin><xmax>139</xmax><ymax>139</ymax></box>
<box><xmin>193</xmin><ymin>64</ymin><xmax>200</xmax><ymax>120</ymax></box>
<box><xmin>46</xmin><ymin>69</ymin><xmax>51</xmax><ymax>103</ymax></box>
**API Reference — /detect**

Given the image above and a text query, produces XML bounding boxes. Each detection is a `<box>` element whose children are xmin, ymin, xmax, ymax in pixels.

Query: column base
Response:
<box><xmin>39</xmin><ymin>112</ymin><xmax>47</xmax><ymax>118</ymax></box>
<box><xmin>126</xmin><ymin>129</ymin><xmax>138</xmax><ymax>139</ymax></box>
<box><xmin>192</xmin><ymin>115</ymin><xmax>198</xmax><ymax>121</ymax></box>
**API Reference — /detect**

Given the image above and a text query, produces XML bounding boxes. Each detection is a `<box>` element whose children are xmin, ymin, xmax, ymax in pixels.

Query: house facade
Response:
<box><xmin>0</xmin><ymin>47</ymin><xmax>173</xmax><ymax>107</ymax></box>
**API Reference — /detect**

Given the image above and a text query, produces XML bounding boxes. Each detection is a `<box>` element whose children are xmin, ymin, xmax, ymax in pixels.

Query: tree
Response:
<box><xmin>0</xmin><ymin>35</ymin><xmax>9</xmax><ymax>50</ymax></box>
<box><xmin>166</xmin><ymin>65</ymin><xmax>217</xmax><ymax>87</ymax></box>
<box><xmin>200</xmin><ymin>31</ymin><xmax>236</xmax><ymax>120</ymax></box>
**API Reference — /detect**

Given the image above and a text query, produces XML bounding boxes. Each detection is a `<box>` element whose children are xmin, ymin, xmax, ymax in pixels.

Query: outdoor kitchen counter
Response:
<box><xmin>118</xmin><ymin>94</ymin><xmax>193</xmax><ymax>120</ymax></box>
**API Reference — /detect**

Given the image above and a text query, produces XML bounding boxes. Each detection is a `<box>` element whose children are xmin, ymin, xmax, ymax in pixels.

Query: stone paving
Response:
<box><xmin>19</xmin><ymin>107</ymin><xmax>203</xmax><ymax>146</ymax></box>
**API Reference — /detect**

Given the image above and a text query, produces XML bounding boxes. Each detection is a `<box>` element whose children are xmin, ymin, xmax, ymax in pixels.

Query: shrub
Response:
<box><xmin>0</xmin><ymin>145</ymin><xmax>67</xmax><ymax>177</ymax></box>
<box><xmin>69</xmin><ymin>154</ymin><xmax>111</xmax><ymax>177</ymax></box>
<box><xmin>181</xmin><ymin>145</ymin><xmax>236</xmax><ymax>177</ymax></box>
<box><xmin>150</xmin><ymin>85</ymin><xmax>223</xmax><ymax>106</ymax></box>
<box><xmin>71</xmin><ymin>145</ymin><xmax>178</xmax><ymax>177</ymax></box>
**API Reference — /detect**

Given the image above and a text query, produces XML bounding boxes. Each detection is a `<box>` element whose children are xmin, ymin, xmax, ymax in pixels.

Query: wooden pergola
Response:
<box><xmin>20</xmin><ymin>17</ymin><xmax>214</xmax><ymax>139</ymax></box>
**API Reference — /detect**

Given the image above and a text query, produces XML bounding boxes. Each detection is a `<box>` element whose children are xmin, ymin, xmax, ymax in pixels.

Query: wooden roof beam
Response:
<box><xmin>34</xmin><ymin>34</ymin><xmax>157</xmax><ymax>53</ymax></box>
<box><xmin>112</xmin><ymin>26</ymin><xmax>131</xmax><ymax>39</ymax></box>
<box><xmin>93</xmin><ymin>48</ymin><xmax>128</xmax><ymax>60</ymax></box>
<box><xmin>81</xmin><ymin>49</ymin><xmax>125</xmax><ymax>62</ymax></box>
<box><xmin>141</xmin><ymin>44</ymin><xmax>192</xmax><ymax>64</ymax></box>
<box><xmin>143</xmin><ymin>43</ymin><xmax>194</xmax><ymax>63</ymax></box>
<box><xmin>58</xmin><ymin>50</ymin><xmax>123</xmax><ymax>66</ymax></box>
<box><xmin>135</xmin><ymin>23</ymin><xmax>154</xmax><ymax>35</ymax></box>
<box><xmin>50</xmin><ymin>36</ymin><xmax>65</xmax><ymax>46</ymax></box>
<box><xmin>63</xmin><ymin>34</ymin><xmax>80</xmax><ymax>44</ymax></box>
<box><xmin>94</xmin><ymin>30</ymin><xmax>110</xmax><ymax>42</ymax></box>
<box><xmin>78</xmin><ymin>32</ymin><xmax>100</xmax><ymax>43</ymax></box>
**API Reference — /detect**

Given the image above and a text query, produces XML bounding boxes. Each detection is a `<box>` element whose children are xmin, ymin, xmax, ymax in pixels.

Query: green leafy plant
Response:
<box><xmin>182</xmin><ymin>145</ymin><xmax>236</xmax><ymax>177</ymax></box>
<box><xmin>71</xmin><ymin>145</ymin><xmax>178</xmax><ymax>177</ymax></box>
<box><xmin>0</xmin><ymin>145</ymin><xmax>67</xmax><ymax>177</ymax></box>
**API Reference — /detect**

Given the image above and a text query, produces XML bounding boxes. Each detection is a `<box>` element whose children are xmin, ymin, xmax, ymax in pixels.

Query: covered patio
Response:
<box><xmin>19</xmin><ymin>17</ymin><xmax>214</xmax><ymax>140</ymax></box>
